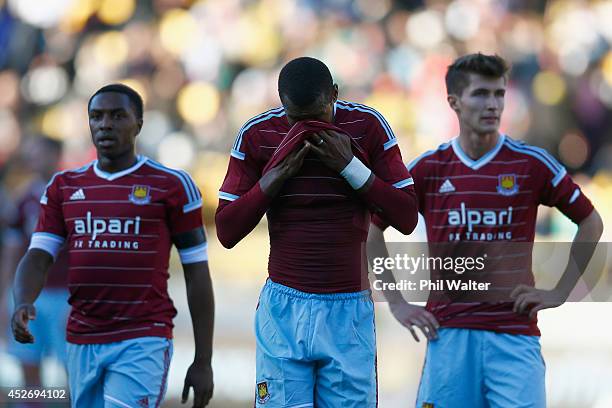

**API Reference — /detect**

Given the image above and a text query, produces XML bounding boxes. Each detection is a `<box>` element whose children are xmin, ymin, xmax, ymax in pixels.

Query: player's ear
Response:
<box><xmin>447</xmin><ymin>94</ymin><xmax>460</xmax><ymax>112</ymax></box>
<box><xmin>136</xmin><ymin>118</ymin><xmax>143</xmax><ymax>133</ymax></box>
<box><xmin>331</xmin><ymin>84</ymin><xmax>338</xmax><ymax>103</ymax></box>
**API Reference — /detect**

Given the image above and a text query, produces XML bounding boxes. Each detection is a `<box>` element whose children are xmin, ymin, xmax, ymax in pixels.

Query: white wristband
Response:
<box><xmin>340</xmin><ymin>157</ymin><xmax>372</xmax><ymax>190</ymax></box>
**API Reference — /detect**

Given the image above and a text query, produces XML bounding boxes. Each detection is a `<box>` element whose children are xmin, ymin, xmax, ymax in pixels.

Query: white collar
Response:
<box><xmin>93</xmin><ymin>155</ymin><xmax>148</xmax><ymax>181</ymax></box>
<box><xmin>452</xmin><ymin>134</ymin><xmax>506</xmax><ymax>170</ymax></box>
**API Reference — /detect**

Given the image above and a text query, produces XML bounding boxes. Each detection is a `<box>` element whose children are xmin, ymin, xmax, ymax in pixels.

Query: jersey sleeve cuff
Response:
<box><xmin>178</xmin><ymin>242</ymin><xmax>208</xmax><ymax>264</ymax></box>
<box><xmin>29</xmin><ymin>232</ymin><xmax>65</xmax><ymax>259</ymax></box>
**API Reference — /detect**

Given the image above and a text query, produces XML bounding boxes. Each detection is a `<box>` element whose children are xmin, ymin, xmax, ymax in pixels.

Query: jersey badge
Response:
<box><xmin>256</xmin><ymin>381</ymin><xmax>270</xmax><ymax>404</ymax></box>
<box><xmin>129</xmin><ymin>185</ymin><xmax>151</xmax><ymax>205</ymax></box>
<box><xmin>497</xmin><ymin>174</ymin><xmax>518</xmax><ymax>196</ymax></box>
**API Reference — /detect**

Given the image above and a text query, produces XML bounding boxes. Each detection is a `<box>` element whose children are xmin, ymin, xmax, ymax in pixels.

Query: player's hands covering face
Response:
<box><xmin>11</xmin><ymin>303</ymin><xmax>36</xmax><ymax>343</ymax></box>
<box><xmin>309</xmin><ymin>130</ymin><xmax>354</xmax><ymax>173</ymax></box>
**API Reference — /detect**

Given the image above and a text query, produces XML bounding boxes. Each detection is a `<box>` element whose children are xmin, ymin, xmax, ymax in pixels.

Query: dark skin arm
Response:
<box><xmin>11</xmin><ymin>248</ymin><xmax>54</xmax><ymax>343</ymax></box>
<box><xmin>174</xmin><ymin>228</ymin><xmax>215</xmax><ymax>408</ymax></box>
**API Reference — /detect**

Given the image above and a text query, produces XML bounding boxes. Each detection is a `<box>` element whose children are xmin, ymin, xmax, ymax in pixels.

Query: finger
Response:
<box><xmin>307</xmin><ymin>140</ymin><xmax>325</xmax><ymax>157</ymax></box>
<box><xmin>295</xmin><ymin>142</ymin><xmax>311</xmax><ymax>159</ymax></box>
<box><xmin>421</xmin><ymin>316</ymin><xmax>439</xmax><ymax>339</ymax></box>
<box><xmin>12</xmin><ymin>319</ymin><xmax>33</xmax><ymax>342</ymax></box>
<box><xmin>513</xmin><ymin>293</ymin><xmax>527</xmax><ymax>313</ymax></box>
<box><xmin>513</xmin><ymin>294</ymin><xmax>524</xmax><ymax>314</ymax></box>
<box><xmin>181</xmin><ymin>381</ymin><xmax>190</xmax><ymax>403</ymax></box>
<box><xmin>317</xmin><ymin>130</ymin><xmax>332</xmax><ymax>141</ymax></box>
<box><xmin>205</xmin><ymin>388</ymin><xmax>214</xmax><ymax>405</ymax></box>
<box><xmin>516</xmin><ymin>295</ymin><xmax>534</xmax><ymax>315</ymax></box>
<box><xmin>407</xmin><ymin>325</ymin><xmax>420</xmax><ymax>342</ymax></box>
<box><xmin>529</xmin><ymin>304</ymin><xmax>546</xmax><ymax>320</ymax></box>
<box><xmin>193</xmin><ymin>390</ymin><xmax>204</xmax><ymax>408</ymax></box>
<box><xmin>423</xmin><ymin>311</ymin><xmax>440</xmax><ymax>329</ymax></box>
<box><xmin>308</xmin><ymin>133</ymin><xmax>325</xmax><ymax>146</ymax></box>
<box><xmin>510</xmin><ymin>284</ymin><xmax>528</xmax><ymax>299</ymax></box>
<box><xmin>414</xmin><ymin>317</ymin><xmax>435</xmax><ymax>340</ymax></box>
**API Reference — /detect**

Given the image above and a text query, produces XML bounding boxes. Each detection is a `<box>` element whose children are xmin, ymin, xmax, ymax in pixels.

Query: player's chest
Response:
<box><xmin>422</xmin><ymin>165</ymin><xmax>537</xmax><ymax>211</ymax></box>
<box><xmin>60</xmin><ymin>181</ymin><xmax>168</xmax><ymax>222</ymax></box>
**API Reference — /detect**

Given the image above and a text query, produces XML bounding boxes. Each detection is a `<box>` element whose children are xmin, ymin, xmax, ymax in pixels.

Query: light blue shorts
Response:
<box><xmin>7</xmin><ymin>288</ymin><xmax>69</xmax><ymax>366</ymax></box>
<box><xmin>417</xmin><ymin>328</ymin><xmax>546</xmax><ymax>408</ymax></box>
<box><xmin>66</xmin><ymin>336</ymin><xmax>173</xmax><ymax>408</ymax></box>
<box><xmin>255</xmin><ymin>279</ymin><xmax>377</xmax><ymax>408</ymax></box>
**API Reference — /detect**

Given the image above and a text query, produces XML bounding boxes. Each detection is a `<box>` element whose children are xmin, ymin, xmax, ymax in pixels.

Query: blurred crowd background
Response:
<box><xmin>0</xmin><ymin>0</ymin><xmax>611</xmax><ymax>407</ymax></box>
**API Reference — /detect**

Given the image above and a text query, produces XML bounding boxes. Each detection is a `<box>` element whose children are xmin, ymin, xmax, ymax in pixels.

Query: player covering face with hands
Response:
<box><xmin>12</xmin><ymin>84</ymin><xmax>215</xmax><ymax>408</ymax></box>
<box><xmin>216</xmin><ymin>57</ymin><xmax>418</xmax><ymax>407</ymax></box>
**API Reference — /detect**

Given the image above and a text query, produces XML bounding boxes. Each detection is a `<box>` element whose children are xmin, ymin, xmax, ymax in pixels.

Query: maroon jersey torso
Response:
<box><xmin>410</xmin><ymin>135</ymin><xmax>594</xmax><ymax>335</ymax></box>
<box><xmin>219</xmin><ymin>101</ymin><xmax>413</xmax><ymax>292</ymax></box>
<box><xmin>35</xmin><ymin>156</ymin><xmax>203</xmax><ymax>344</ymax></box>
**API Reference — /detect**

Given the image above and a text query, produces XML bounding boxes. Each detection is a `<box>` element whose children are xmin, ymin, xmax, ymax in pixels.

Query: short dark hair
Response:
<box><xmin>446</xmin><ymin>53</ymin><xmax>509</xmax><ymax>96</ymax></box>
<box><xmin>278</xmin><ymin>57</ymin><xmax>334</xmax><ymax>107</ymax></box>
<box><xmin>88</xmin><ymin>83</ymin><xmax>144</xmax><ymax>119</ymax></box>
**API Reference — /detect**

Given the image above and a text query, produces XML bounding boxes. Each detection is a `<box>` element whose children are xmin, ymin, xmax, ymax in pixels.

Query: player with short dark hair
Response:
<box><xmin>216</xmin><ymin>56</ymin><xmax>419</xmax><ymax>407</ymax></box>
<box><xmin>371</xmin><ymin>53</ymin><xmax>603</xmax><ymax>407</ymax></box>
<box><xmin>11</xmin><ymin>84</ymin><xmax>215</xmax><ymax>408</ymax></box>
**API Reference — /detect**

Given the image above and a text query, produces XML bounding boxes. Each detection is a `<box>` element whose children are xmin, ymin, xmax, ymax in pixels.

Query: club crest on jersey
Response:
<box><xmin>497</xmin><ymin>174</ymin><xmax>518</xmax><ymax>196</ymax></box>
<box><xmin>129</xmin><ymin>185</ymin><xmax>151</xmax><ymax>205</ymax></box>
<box><xmin>256</xmin><ymin>381</ymin><xmax>270</xmax><ymax>403</ymax></box>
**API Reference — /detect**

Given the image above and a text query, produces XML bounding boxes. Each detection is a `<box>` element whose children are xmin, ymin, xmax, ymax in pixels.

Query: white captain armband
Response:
<box><xmin>29</xmin><ymin>232</ymin><xmax>65</xmax><ymax>260</ymax></box>
<box><xmin>340</xmin><ymin>156</ymin><xmax>372</xmax><ymax>190</ymax></box>
<box><xmin>178</xmin><ymin>242</ymin><xmax>208</xmax><ymax>264</ymax></box>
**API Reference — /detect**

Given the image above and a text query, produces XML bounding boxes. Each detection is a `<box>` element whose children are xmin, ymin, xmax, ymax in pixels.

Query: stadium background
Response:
<box><xmin>0</xmin><ymin>0</ymin><xmax>610</xmax><ymax>406</ymax></box>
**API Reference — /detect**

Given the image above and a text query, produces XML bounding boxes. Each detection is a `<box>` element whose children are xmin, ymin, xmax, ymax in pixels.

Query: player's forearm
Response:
<box><xmin>184</xmin><ymin>262</ymin><xmax>215</xmax><ymax>364</ymax></box>
<box><xmin>360</xmin><ymin>176</ymin><xmax>418</xmax><ymax>235</ymax></box>
<box><xmin>554</xmin><ymin>209</ymin><xmax>604</xmax><ymax>297</ymax></box>
<box><xmin>215</xmin><ymin>183</ymin><xmax>272</xmax><ymax>248</ymax></box>
<box><xmin>367</xmin><ymin>225</ymin><xmax>406</xmax><ymax>305</ymax></box>
<box><xmin>12</xmin><ymin>249</ymin><xmax>53</xmax><ymax>307</ymax></box>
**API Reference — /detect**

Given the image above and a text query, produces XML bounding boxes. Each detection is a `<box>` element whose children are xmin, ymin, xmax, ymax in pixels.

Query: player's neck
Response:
<box><xmin>97</xmin><ymin>152</ymin><xmax>138</xmax><ymax>174</ymax></box>
<box><xmin>458</xmin><ymin>131</ymin><xmax>499</xmax><ymax>160</ymax></box>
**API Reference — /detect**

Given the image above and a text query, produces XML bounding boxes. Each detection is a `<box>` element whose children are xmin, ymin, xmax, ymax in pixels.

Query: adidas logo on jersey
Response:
<box><xmin>439</xmin><ymin>179</ymin><xmax>455</xmax><ymax>193</ymax></box>
<box><xmin>70</xmin><ymin>189</ymin><xmax>86</xmax><ymax>200</ymax></box>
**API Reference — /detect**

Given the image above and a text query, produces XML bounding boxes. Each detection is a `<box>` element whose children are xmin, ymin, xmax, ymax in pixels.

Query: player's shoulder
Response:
<box><xmin>49</xmin><ymin>161</ymin><xmax>94</xmax><ymax>185</ymax></box>
<box><xmin>406</xmin><ymin>140</ymin><xmax>453</xmax><ymax>172</ymax></box>
<box><xmin>335</xmin><ymin>100</ymin><xmax>397</xmax><ymax>149</ymax></box>
<box><xmin>41</xmin><ymin>162</ymin><xmax>94</xmax><ymax>204</ymax></box>
<box><xmin>141</xmin><ymin>157</ymin><xmax>197</xmax><ymax>186</ymax></box>
<box><xmin>502</xmin><ymin>136</ymin><xmax>567</xmax><ymax>184</ymax></box>
<box><xmin>231</xmin><ymin>106</ymin><xmax>287</xmax><ymax>160</ymax></box>
<box><xmin>142</xmin><ymin>157</ymin><xmax>202</xmax><ymax>209</ymax></box>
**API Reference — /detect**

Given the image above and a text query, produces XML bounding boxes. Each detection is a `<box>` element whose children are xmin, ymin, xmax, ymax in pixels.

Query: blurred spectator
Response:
<box><xmin>0</xmin><ymin>135</ymin><xmax>69</xmax><ymax>387</ymax></box>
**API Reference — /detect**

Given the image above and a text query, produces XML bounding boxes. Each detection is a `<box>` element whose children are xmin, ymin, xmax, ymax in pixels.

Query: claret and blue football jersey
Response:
<box><xmin>30</xmin><ymin>155</ymin><xmax>205</xmax><ymax>344</ymax></box>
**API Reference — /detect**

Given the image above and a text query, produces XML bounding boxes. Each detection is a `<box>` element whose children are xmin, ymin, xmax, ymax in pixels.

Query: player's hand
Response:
<box><xmin>308</xmin><ymin>130</ymin><xmax>354</xmax><ymax>173</ymax></box>
<box><xmin>511</xmin><ymin>285</ymin><xmax>566</xmax><ymax>319</ymax></box>
<box><xmin>277</xmin><ymin>141</ymin><xmax>311</xmax><ymax>179</ymax></box>
<box><xmin>182</xmin><ymin>360</ymin><xmax>213</xmax><ymax>408</ymax></box>
<box><xmin>389</xmin><ymin>302</ymin><xmax>439</xmax><ymax>342</ymax></box>
<box><xmin>260</xmin><ymin>142</ymin><xmax>310</xmax><ymax>197</ymax></box>
<box><xmin>11</xmin><ymin>303</ymin><xmax>36</xmax><ymax>343</ymax></box>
